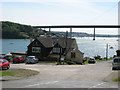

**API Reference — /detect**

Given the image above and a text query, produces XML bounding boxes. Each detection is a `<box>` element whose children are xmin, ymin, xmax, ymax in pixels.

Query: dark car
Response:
<box><xmin>0</xmin><ymin>54</ymin><xmax>6</xmax><ymax>59</ymax></box>
<box><xmin>3</xmin><ymin>54</ymin><xmax>13</xmax><ymax>62</ymax></box>
<box><xmin>88</xmin><ymin>58</ymin><xmax>96</xmax><ymax>64</ymax></box>
<box><xmin>0</xmin><ymin>59</ymin><xmax>10</xmax><ymax>70</ymax></box>
<box><xmin>12</xmin><ymin>56</ymin><xmax>26</xmax><ymax>63</ymax></box>
<box><xmin>112</xmin><ymin>57</ymin><xmax>120</xmax><ymax>70</ymax></box>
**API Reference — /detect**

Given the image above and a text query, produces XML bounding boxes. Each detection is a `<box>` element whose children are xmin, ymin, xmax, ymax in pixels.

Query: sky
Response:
<box><xmin>0</xmin><ymin>0</ymin><xmax>120</xmax><ymax>34</ymax></box>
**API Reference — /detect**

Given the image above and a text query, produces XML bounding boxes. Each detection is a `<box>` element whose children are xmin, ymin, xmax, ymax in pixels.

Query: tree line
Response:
<box><xmin>2</xmin><ymin>21</ymin><xmax>34</xmax><ymax>39</ymax></box>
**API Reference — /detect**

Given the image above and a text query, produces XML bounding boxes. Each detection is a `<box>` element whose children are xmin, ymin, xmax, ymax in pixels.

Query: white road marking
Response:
<box><xmin>89</xmin><ymin>82</ymin><xmax>106</xmax><ymax>88</ymax></box>
<box><xmin>25</xmin><ymin>81</ymin><xmax>59</xmax><ymax>87</ymax></box>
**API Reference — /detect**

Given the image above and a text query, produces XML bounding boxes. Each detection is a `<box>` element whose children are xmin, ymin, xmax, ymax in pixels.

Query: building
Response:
<box><xmin>27</xmin><ymin>36</ymin><xmax>84</xmax><ymax>63</ymax></box>
<box><xmin>66</xmin><ymin>49</ymin><xmax>84</xmax><ymax>64</ymax></box>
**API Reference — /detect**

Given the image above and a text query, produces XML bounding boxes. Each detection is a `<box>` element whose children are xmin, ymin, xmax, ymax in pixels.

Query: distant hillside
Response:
<box><xmin>2</xmin><ymin>21</ymin><xmax>47</xmax><ymax>39</ymax></box>
<box><xmin>53</xmin><ymin>31</ymin><xmax>118</xmax><ymax>37</ymax></box>
<box><xmin>1</xmin><ymin>21</ymin><xmax>118</xmax><ymax>39</ymax></box>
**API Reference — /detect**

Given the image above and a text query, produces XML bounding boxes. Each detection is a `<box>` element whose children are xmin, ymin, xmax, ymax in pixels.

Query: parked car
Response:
<box><xmin>12</xmin><ymin>56</ymin><xmax>26</xmax><ymax>63</ymax></box>
<box><xmin>0</xmin><ymin>54</ymin><xmax>6</xmax><ymax>59</ymax></box>
<box><xmin>0</xmin><ymin>59</ymin><xmax>10</xmax><ymax>70</ymax></box>
<box><xmin>88</xmin><ymin>57</ymin><xmax>96</xmax><ymax>64</ymax></box>
<box><xmin>26</xmin><ymin>56</ymin><xmax>38</xmax><ymax>64</ymax></box>
<box><xmin>3</xmin><ymin>55</ymin><xmax>13</xmax><ymax>62</ymax></box>
<box><xmin>112</xmin><ymin>57</ymin><xmax>120</xmax><ymax>70</ymax></box>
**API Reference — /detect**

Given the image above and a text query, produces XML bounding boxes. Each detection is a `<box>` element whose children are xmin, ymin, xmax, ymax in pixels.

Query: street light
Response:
<box><xmin>106</xmin><ymin>43</ymin><xmax>113</xmax><ymax>60</ymax></box>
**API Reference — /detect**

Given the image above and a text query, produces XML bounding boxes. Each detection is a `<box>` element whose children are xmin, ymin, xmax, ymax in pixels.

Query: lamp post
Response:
<box><xmin>106</xmin><ymin>43</ymin><xmax>113</xmax><ymax>60</ymax></box>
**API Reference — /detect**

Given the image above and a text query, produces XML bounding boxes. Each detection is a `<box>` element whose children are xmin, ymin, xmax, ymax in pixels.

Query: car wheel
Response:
<box><xmin>6</xmin><ymin>65</ymin><xmax>10</xmax><ymax>70</ymax></box>
<box><xmin>13</xmin><ymin>61</ymin><xmax>16</xmax><ymax>64</ymax></box>
<box><xmin>112</xmin><ymin>67</ymin><xmax>115</xmax><ymax>70</ymax></box>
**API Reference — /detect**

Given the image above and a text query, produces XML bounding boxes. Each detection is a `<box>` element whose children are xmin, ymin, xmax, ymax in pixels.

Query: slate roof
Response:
<box><xmin>37</xmin><ymin>37</ymin><xmax>53</xmax><ymax>47</ymax></box>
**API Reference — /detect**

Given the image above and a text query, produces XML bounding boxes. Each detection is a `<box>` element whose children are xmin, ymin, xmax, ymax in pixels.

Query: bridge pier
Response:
<box><xmin>93</xmin><ymin>28</ymin><xmax>95</xmax><ymax>40</ymax></box>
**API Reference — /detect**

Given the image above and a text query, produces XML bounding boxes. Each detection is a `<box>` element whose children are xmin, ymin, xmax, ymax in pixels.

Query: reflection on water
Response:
<box><xmin>75</xmin><ymin>37</ymin><xmax>118</xmax><ymax>58</ymax></box>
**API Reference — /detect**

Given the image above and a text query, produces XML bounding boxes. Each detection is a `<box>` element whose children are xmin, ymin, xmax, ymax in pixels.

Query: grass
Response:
<box><xmin>0</xmin><ymin>69</ymin><xmax>39</xmax><ymax>77</ymax></box>
<box><xmin>96</xmin><ymin>58</ymin><xmax>112</xmax><ymax>62</ymax></box>
<box><xmin>0</xmin><ymin>70</ymin><xmax>15</xmax><ymax>76</ymax></box>
<box><xmin>112</xmin><ymin>77</ymin><xmax>120</xmax><ymax>82</ymax></box>
<box><xmin>83</xmin><ymin>60</ymin><xmax>88</xmax><ymax>64</ymax></box>
<box><xmin>83</xmin><ymin>58</ymin><xmax>112</xmax><ymax>65</ymax></box>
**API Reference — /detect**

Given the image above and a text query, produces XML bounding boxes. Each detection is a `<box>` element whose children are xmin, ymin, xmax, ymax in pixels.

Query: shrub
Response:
<box><xmin>94</xmin><ymin>55</ymin><xmax>101</xmax><ymax>60</ymax></box>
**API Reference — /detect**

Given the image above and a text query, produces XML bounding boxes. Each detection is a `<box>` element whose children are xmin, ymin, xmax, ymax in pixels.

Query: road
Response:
<box><xmin>2</xmin><ymin>60</ymin><xmax>119</xmax><ymax>88</ymax></box>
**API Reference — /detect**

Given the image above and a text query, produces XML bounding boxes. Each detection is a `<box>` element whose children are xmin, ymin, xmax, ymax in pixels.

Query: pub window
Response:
<box><xmin>71</xmin><ymin>52</ymin><xmax>76</xmax><ymax>58</ymax></box>
<box><xmin>52</xmin><ymin>48</ymin><xmax>61</xmax><ymax>53</ymax></box>
<box><xmin>32</xmin><ymin>47</ymin><xmax>41</xmax><ymax>53</ymax></box>
<box><xmin>35</xmin><ymin>42</ymin><xmax>38</xmax><ymax>45</ymax></box>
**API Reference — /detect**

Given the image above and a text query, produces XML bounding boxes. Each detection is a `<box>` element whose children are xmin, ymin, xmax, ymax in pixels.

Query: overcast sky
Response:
<box><xmin>1</xmin><ymin>0</ymin><xmax>120</xmax><ymax>34</ymax></box>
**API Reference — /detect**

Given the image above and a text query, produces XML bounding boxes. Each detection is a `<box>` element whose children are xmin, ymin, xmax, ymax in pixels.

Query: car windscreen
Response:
<box><xmin>113</xmin><ymin>59</ymin><xmax>120</xmax><ymax>63</ymax></box>
<box><xmin>0</xmin><ymin>60</ymin><xmax>2</xmax><ymax>63</ymax></box>
<box><xmin>27</xmin><ymin>57</ymin><xmax>34</xmax><ymax>59</ymax></box>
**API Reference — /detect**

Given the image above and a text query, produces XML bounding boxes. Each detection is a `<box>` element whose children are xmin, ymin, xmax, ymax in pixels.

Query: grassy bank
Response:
<box><xmin>0</xmin><ymin>70</ymin><xmax>15</xmax><ymax>76</ymax></box>
<box><xmin>0</xmin><ymin>69</ymin><xmax>39</xmax><ymax>77</ymax></box>
<box><xmin>113</xmin><ymin>77</ymin><xmax>120</xmax><ymax>82</ymax></box>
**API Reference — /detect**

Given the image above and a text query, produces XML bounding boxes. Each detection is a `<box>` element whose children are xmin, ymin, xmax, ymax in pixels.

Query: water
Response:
<box><xmin>1</xmin><ymin>37</ymin><xmax>118</xmax><ymax>58</ymax></box>
<box><xmin>75</xmin><ymin>37</ymin><xmax>118</xmax><ymax>58</ymax></box>
<box><xmin>1</xmin><ymin>39</ymin><xmax>30</xmax><ymax>54</ymax></box>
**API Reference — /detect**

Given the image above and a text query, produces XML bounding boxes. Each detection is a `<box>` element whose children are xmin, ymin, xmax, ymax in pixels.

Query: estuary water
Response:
<box><xmin>0</xmin><ymin>37</ymin><xmax>118</xmax><ymax>58</ymax></box>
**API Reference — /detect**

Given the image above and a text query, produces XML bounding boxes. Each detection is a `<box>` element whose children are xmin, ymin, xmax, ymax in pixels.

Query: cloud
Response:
<box><xmin>1</xmin><ymin>0</ymin><xmax>118</xmax><ymax>25</ymax></box>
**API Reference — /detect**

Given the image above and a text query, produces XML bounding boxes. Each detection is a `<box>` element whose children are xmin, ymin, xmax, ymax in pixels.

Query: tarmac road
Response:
<box><xmin>1</xmin><ymin>60</ymin><xmax>119</xmax><ymax>88</ymax></box>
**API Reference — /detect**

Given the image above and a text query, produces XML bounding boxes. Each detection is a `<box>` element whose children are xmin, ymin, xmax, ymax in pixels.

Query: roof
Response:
<box><xmin>37</xmin><ymin>37</ymin><xmax>53</xmax><ymax>47</ymax></box>
<box><xmin>36</xmin><ymin>37</ymin><xmax>76</xmax><ymax>48</ymax></box>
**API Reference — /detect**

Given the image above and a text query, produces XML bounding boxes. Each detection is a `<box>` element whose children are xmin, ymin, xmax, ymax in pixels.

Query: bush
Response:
<box><xmin>94</xmin><ymin>55</ymin><xmax>101</xmax><ymax>60</ymax></box>
<box><xmin>65</xmin><ymin>60</ymin><xmax>76</xmax><ymax>65</ymax></box>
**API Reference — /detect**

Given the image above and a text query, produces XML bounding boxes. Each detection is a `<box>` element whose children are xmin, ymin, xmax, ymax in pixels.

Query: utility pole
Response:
<box><xmin>65</xmin><ymin>31</ymin><xmax>68</xmax><ymax>56</ymax></box>
<box><xmin>106</xmin><ymin>43</ymin><xmax>108</xmax><ymax>60</ymax></box>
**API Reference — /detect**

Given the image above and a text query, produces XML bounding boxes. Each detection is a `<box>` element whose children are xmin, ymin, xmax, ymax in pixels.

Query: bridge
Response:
<box><xmin>33</xmin><ymin>25</ymin><xmax>120</xmax><ymax>40</ymax></box>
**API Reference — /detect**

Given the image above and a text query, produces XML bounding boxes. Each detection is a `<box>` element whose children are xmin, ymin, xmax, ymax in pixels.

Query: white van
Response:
<box><xmin>112</xmin><ymin>57</ymin><xmax>120</xmax><ymax>70</ymax></box>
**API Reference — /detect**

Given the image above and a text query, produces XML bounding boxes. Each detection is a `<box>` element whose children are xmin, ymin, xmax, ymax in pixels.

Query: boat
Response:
<box><xmin>109</xmin><ymin>46</ymin><xmax>113</xmax><ymax>49</ymax></box>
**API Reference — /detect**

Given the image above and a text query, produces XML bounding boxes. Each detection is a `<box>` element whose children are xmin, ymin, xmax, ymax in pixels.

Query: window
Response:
<box><xmin>32</xmin><ymin>47</ymin><xmax>41</xmax><ymax>53</ymax></box>
<box><xmin>52</xmin><ymin>48</ymin><xmax>61</xmax><ymax>53</ymax></box>
<box><xmin>114</xmin><ymin>59</ymin><xmax>120</xmax><ymax>63</ymax></box>
<box><xmin>71</xmin><ymin>52</ymin><xmax>76</xmax><ymax>58</ymax></box>
<box><xmin>35</xmin><ymin>42</ymin><xmax>38</xmax><ymax>45</ymax></box>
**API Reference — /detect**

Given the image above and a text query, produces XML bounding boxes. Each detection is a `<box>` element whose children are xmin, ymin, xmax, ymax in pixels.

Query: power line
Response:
<box><xmin>88</xmin><ymin>2</ymin><xmax>118</xmax><ymax>24</ymax></box>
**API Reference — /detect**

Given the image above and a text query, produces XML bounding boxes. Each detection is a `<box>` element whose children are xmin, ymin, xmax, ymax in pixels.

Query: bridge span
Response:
<box><xmin>33</xmin><ymin>25</ymin><xmax>120</xmax><ymax>40</ymax></box>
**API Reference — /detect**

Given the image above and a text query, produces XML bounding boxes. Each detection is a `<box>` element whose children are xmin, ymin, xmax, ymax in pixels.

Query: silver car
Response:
<box><xmin>88</xmin><ymin>57</ymin><xmax>96</xmax><ymax>64</ymax></box>
<box><xmin>26</xmin><ymin>56</ymin><xmax>38</xmax><ymax>64</ymax></box>
<box><xmin>112</xmin><ymin>57</ymin><xmax>120</xmax><ymax>70</ymax></box>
